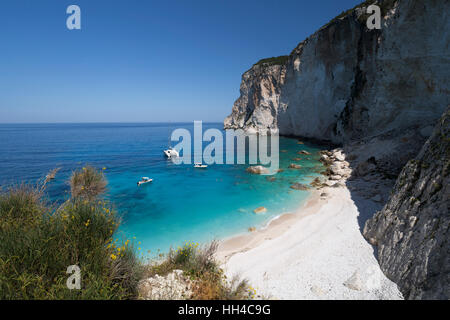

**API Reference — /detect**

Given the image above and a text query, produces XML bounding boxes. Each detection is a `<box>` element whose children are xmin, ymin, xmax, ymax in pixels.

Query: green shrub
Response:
<box><xmin>69</xmin><ymin>166</ymin><xmax>107</xmax><ymax>200</ymax></box>
<box><xmin>145</xmin><ymin>241</ymin><xmax>251</xmax><ymax>300</ymax></box>
<box><xmin>0</xmin><ymin>170</ymin><xmax>142</xmax><ymax>300</ymax></box>
<box><xmin>253</xmin><ymin>55</ymin><xmax>289</xmax><ymax>67</ymax></box>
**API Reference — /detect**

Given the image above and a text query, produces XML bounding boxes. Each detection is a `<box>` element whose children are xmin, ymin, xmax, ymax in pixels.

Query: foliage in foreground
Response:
<box><xmin>0</xmin><ymin>170</ymin><xmax>141</xmax><ymax>299</ymax></box>
<box><xmin>144</xmin><ymin>241</ymin><xmax>253</xmax><ymax>300</ymax></box>
<box><xmin>69</xmin><ymin>166</ymin><xmax>107</xmax><ymax>200</ymax></box>
<box><xmin>0</xmin><ymin>167</ymin><xmax>253</xmax><ymax>300</ymax></box>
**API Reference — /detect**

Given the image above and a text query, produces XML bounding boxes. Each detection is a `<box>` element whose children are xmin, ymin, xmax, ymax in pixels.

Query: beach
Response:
<box><xmin>217</xmin><ymin>184</ymin><xmax>403</xmax><ymax>300</ymax></box>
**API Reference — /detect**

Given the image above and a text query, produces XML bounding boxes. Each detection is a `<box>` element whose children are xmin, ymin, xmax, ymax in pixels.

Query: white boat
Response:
<box><xmin>137</xmin><ymin>177</ymin><xmax>153</xmax><ymax>186</ymax></box>
<box><xmin>194</xmin><ymin>163</ymin><xmax>208</xmax><ymax>168</ymax></box>
<box><xmin>163</xmin><ymin>148</ymin><xmax>179</xmax><ymax>159</ymax></box>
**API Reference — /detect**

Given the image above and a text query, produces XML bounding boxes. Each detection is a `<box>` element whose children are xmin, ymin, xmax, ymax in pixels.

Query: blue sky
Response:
<box><xmin>0</xmin><ymin>0</ymin><xmax>362</xmax><ymax>123</ymax></box>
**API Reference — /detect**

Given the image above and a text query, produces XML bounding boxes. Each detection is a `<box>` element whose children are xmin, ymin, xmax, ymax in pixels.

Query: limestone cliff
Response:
<box><xmin>364</xmin><ymin>107</ymin><xmax>450</xmax><ymax>299</ymax></box>
<box><xmin>224</xmin><ymin>61</ymin><xmax>286</xmax><ymax>134</ymax></box>
<box><xmin>225</xmin><ymin>0</ymin><xmax>449</xmax><ymax>145</ymax></box>
<box><xmin>224</xmin><ymin>0</ymin><xmax>450</xmax><ymax>299</ymax></box>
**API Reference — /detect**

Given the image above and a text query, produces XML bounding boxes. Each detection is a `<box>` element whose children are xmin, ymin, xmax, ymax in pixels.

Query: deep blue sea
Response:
<box><xmin>0</xmin><ymin>123</ymin><xmax>324</xmax><ymax>255</ymax></box>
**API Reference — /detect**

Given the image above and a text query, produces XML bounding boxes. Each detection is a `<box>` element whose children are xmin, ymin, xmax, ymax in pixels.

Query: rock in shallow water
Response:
<box><xmin>290</xmin><ymin>183</ymin><xmax>310</xmax><ymax>190</ymax></box>
<box><xmin>246</xmin><ymin>165</ymin><xmax>269</xmax><ymax>174</ymax></box>
<box><xmin>253</xmin><ymin>207</ymin><xmax>267</xmax><ymax>214</ymax></box>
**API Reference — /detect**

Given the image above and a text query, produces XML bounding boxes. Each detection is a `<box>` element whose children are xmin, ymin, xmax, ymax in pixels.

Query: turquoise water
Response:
<box><xmin>0</xmin><ymin>123</ymin><xmax>324</xmax><ymax>255</ymax></box>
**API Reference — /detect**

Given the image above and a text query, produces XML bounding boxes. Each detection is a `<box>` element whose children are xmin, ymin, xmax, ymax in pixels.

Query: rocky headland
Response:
<box><xmin>223</xmin><ymin>0</ymin><xmax>449</xmax><ymax>299</ymax></box>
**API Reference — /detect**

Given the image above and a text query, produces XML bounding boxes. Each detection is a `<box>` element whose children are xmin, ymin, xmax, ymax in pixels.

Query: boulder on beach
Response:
<box><xmin>248</xmin><ymin>227</ymin><xmax>256</xmax><ymax>232</ymax></box>
<box><xmin>324</xmin><ymin>180</ymin><xmax>335</xmax><ymax>187</ymax></box>
<box><xmin>246</xmin><ymin>165</ymin><xmax>269</xmax><ymax>175</ymax></box>
<box><xmin>310</xmin><ymin>177</ymin><xmax>322</xmax><ymax>188</ymax></box>
<box><xmin>333</xmin><ymin>150</ymin><xmax>346</xmax><ymax>161</ymax></box>
<box><xmin>289</xmin><ymin>163</ymin><xmax>302</xmax><ymax>169</ymax></box>
<box><xmin>343</xmin><ymin>271</ymin><xmax>364</xmax><ymax>291</ymax></box>
<box><xmin>332</xmin><ymin>182</ymin><xmax>345</xmax><ymax>188</ymax></box>
<box><xmin>310</xmin><ymin>285</ymin><xmax>326</xmax><ymax>297</ymax></box>
<box><xmin>253</xmin><ymin>207</ymin><xmax>267</xmax><ymax>214</ymax></box>
<box><xmin>290</xmin><ymin>183</ymin><xmax>310</xmax><ymax>190</ymax></box>
<box><xmin>320</xmin><ymin>154</ymin><xmax>333</xmax><ymax>166</ymax></box>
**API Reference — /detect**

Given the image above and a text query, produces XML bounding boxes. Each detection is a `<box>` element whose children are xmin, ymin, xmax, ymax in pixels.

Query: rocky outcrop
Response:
<box><xmin>224</xmin><ymin>62</ymin><xmax>286</xmax><ymax>134</ymax></box>
<box><xmin>364</xmin><ymin>107</ymin><xmax>450</xmax><ymax>299</ymax></box>
<box><xmin>290</xmin><ymin>183</ymin><xmax>308</xmax><ymax>190</ymax></box>
<box><xmin>253</xmin><ymin>207</ymin><xmax>267</xmax><ymax>214</ymax></box>
<box><xmin>138</xmin><ymin>270</ymin><xmax>193</xmax><ymax>300</ymax></box>
<box><xmin>224</xmin><ymin>0</ymin><xmax>449</xmax><ymax>300</ymax></box>
<box><xmin>225</xmin><ymin>0</ymin><xmax>449</xmax><ymax>174</ymax></box>
<box><xmin>246</xmin><ymin>165</ymin><xmax>270</xmax><ymax>174</ymax></box>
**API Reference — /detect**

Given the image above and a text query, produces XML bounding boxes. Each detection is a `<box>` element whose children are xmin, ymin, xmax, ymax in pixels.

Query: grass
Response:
<box><xmin>0</xmin><ymin>169</ymin><xmax>141</xmax><ymax>300</ymax></box>
<box><xmin>144</xmin><ymin>241</ymin><xmax>253</xmax><ymax>300</ymax></box>
<box><xmin>69</xmin><ymin>166</ymin><xmax>107</xmax><ymax>200</ymax></box>
<box><xmin>0</xmin><ymin>168</ymin><xmax>254</xmax><ymax>300</ymax></box>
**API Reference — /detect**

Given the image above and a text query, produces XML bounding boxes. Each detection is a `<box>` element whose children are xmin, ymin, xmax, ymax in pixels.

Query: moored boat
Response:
<box><xmin>137</xmin><ymin>177</ymin><xmax>153</xmax><ymax>186</ymax></box>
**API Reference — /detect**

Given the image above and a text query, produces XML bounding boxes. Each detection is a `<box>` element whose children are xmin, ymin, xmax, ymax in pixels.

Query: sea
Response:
<box><xmin>0</xmin><ymin>123</ymin><xmax>324</xmax><ymax>255</ymax></box>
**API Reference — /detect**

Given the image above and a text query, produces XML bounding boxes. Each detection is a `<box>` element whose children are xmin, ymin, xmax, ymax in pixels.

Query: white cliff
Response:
<box><xmin>224</xmin><ymin>0</ymin><xmax>450</xmax><ymax>299</ymax></box>
<box><xmin>225</xmin><ymin>0</ymin><xmax>449</xmax><ymax>146</ymax></box>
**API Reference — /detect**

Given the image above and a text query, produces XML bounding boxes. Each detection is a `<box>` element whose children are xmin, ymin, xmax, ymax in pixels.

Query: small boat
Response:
<box><xmin>137</xmin><ymin>177</ymin><xmax>153</xmax><ymax>186</ymax></box>
<box><xmin>163</xmin><ymin>148</ymin><xmax>179</xmax><ymax>159</ymax></box>
<box><xmin>194</xmin><ymin>163</ymin><xmax>208</xmax><ymax>168</ymax></box>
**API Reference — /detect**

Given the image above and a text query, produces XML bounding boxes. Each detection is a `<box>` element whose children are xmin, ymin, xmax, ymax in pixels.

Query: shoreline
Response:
<box><xmin>216</xmin><ymin>149</ymin><xmax>403</xmax><ymax>300</ymax></box>
<box><xmin>216</xmin><ymin>189</ymin><xmax>322</xmax><ymax>263</ymax></box>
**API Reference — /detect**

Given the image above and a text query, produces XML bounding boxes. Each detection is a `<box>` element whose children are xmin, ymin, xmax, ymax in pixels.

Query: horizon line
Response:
<box><xmin>0</xmin><ymin>121</ymin><xmax>224</xmax><ymax>125</ymax></box>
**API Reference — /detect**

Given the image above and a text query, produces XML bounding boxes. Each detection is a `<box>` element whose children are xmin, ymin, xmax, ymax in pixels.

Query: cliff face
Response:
<box><xmin>225</xmin><ymin>0</ymin><xmax>449</xmax><ymax>144</ymax></box>
<box><xmin>224</xmin><ymin>63</ymin><xmax>286</xmax><ymax>133</ymax></box>
<box><xmin>224</xmin><ymin>0</ymin><xmax>450</xmax><ymax>299</ymax></box>
<box><xmin>364</xmin><ymin>107</ymin><xmax>450</xmax><ymax>299</ymax></box>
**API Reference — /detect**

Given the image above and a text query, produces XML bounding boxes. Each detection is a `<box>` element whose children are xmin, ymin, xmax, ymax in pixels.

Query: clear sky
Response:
<box><xmin>0</xmin><ymin>0</ymin><xmax>362</xmax><ymax>123</ymax></box>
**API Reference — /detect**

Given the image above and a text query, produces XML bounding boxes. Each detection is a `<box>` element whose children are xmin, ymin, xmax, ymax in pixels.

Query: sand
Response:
<box><xmin>216</xmin><ymin>186</ymin><xmax>403</xmax><ymax>300</ymax></box>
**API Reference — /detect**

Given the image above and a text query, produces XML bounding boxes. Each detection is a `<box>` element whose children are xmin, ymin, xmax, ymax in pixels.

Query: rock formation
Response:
<box><xmin>364</xmin><ymin>107</ymin><xmax>450</xmax><ymax>299</ymax></box>
<box><xmin>225</xmin><ymin>0</ymin><xmax>449</xmax><ymax>175</ymax></box>
<box><xmin>225</xmin><ymin>0</ymin><xmax>449</xmax><ymax>299</ymax></box>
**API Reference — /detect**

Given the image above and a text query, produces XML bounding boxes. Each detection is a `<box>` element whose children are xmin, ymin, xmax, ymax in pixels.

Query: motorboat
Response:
<box><xmin>194</xmin><ymin>163</ymin><xmax>208</xmax><ymax>168</ymax></box>
<box><xmin>137</xmin><ymin>177</ymin><xmax>153</xmax><ymax>186</ymax></box>
<box><xmin>163</xmin><ymin>148</ymin><xmax>179</xmax><ymax>159</ymax></box>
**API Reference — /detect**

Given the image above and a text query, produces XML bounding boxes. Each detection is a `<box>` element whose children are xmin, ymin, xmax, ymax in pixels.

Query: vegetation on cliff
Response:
<box><xmin>143</xmin><ymin>241</ymin><xmax>253</xmax><ymax>300</ymax></box>
<box><xmin>253</xmin><ymin>55</ymin><xmax>289</xmax><ymax>67</ymax></box>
